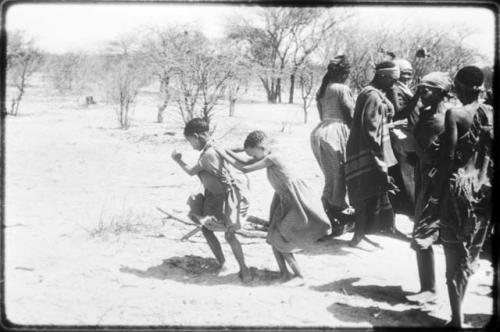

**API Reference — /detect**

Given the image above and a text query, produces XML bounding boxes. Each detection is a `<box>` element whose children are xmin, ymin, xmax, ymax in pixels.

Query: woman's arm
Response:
<box><xmin>340</xmin><ymin>88</ymin><xmax>355</xmax><ymax>125</ymax></box>
<box><xmin>217</xmin><ymin>149</ymin><xmax>273</xmax><ymax>173</ymax></box>
<box><xmin>403</xmin><ymin>88</ymin><xmax>423</xmax><ymax>126</ymax></box>
<box><xmin>316</xmin><ymin>93</ymin><xmax>324</xmax><ymax>121</ymax></box>
<box><xmin>430</xmin><ymin>108</ymin><xmax>459</xmax><ymax>201</ymax></box>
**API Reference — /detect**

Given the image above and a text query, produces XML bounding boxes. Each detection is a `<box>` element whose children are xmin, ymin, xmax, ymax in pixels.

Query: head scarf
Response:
<box><xmin>394</xmin><ymin>59</ymin><xmax>413</xmax><ymax>73</ymax></box>
<box><xmin>375</xmin><ymin>61</ymin><xmax>400</xmax><ymax>79</ymax></box>
<box><xmin>418</xmin><ymin>72</ymin><xmax>453</xmax><ymax>92</ymax></box>
<box><xmin>327</xmin><ymin>55</ymin><xmax>350</xmax><ymax>73</ymax></box>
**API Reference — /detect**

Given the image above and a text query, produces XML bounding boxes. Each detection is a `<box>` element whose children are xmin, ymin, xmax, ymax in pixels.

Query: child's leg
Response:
<box><xmin>201</xmin><ymin>226</ymin><xmax>225</xmax><ymax>267</ymax></box>
<box><xmin>272</xmin><ymin>247</ymin><xmax>291</xmax><ymax>280</ymax></box>
<box><xmin>224</xmin><ymin>231</ymin><xmax>251</xmax><ymax>282</ymax></box>
<box><xmin>282</xmin><ymin>253</ymin><xmax>303</xmax><ymax>278</ymax></box>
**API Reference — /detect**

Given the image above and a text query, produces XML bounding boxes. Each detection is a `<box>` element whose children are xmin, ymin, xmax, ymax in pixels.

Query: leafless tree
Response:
<box><xmin>44</xmin><ymin>52</ymin><xmax>86</xmax><ymax>93</ymax></box>
<box><xmin>328</xmin><ymin>21</ymin><xmax>483</xmax><ymax>92</ymax></box>
<box><xmin>142</xmin><ymin>27</ymin><xmax>182</xmax><ymax>123</ymax></box>
<box><xmin>102</xmin><ymin>35</ymin><xmax>151</xmax><ymax>129</ymax></box>
<box><xmin>220</xmin><ymin>40</ymin><xmax>251</xmax><ymax>117</ymax></box>
<box><xmin>297</xmin><ymin>63</ymin><xmax>317</xmax><ymax>124</ymax></box>
<box><xmin>287</xmin><ymin>9</ymin><xmax>351</xmax><ymax>104</ymax></box>
<box><xmin>169</xmin><ymin>31</ymin><xmax>234</xmax><ymax>124</ymax></box>
<box><xmin>228</xmin><ymin>8</ymin><xmax>319</xmax><ymax>103</ymax></box>
<box><xmin>6</xmin><ymin>30</ymin><xmax>43</xmax><ymax>116</ymax></box>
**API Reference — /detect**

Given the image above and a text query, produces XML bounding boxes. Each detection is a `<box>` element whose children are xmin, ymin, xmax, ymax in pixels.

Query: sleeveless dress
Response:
<box><xmin>265</xmin><ymin>153</ymin><xmax>331</xmax><ymax>253</ymax></box>
<box><xmin>310</xmin><ymin>83</ymin><xmax>354</xmax><ymax>209</ymax></box>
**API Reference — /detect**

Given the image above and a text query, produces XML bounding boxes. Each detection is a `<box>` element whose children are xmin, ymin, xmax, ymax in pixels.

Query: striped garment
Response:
<box><xmin>345</xmin><ymin>85</ymin><xmax>398</xmax><ymax>205</ymax></box>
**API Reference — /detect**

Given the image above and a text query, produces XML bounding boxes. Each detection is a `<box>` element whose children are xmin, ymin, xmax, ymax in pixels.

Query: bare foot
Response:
<box><xmin>238</xmin><ymin>269</ymin><xmax>253</xmax><ymax>283</ymax></box>
<box><xmin>216</xmin><ymin>264</ymin><xmax>229</xmax><ymax>276</ymax></box>
<box><xmin>282</xmin><ymin>276</ymin><xmax>307</xmax><ymax>287</ymax></box>
<box><xmin>362</xmin><ymin>236</ymin><xmax>383</xmax><ymax>249</ymax></box>
<box><xmin>279</xmin><ymin>272</ymin><xmax>293</xmax><ymax>282</ymax></box>
<box><xmin>444</xmin><ymin>320</ymin><xmax>465</xmax><ymax>329</ymax></box>
<box><xmin>349</xmin><ymin>236</ymin><xmax>362</xmax><ymax>247</ymax></box>
<box><xmin>406</xmin><ymin>290</ymin><xmax>438</xmax><ymax>304</ymax></box>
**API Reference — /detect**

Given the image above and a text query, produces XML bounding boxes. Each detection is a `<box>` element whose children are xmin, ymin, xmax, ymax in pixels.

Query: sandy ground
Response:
<box><xmin>3</xmin><ymin>82</ymin><xmax>495</xmax><ymax>328</ymax></box>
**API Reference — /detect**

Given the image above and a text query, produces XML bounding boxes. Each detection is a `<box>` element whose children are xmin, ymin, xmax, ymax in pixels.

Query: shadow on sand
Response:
<box><xmin>301</xmin><ymin>236</ymin><xmax>374</xmax><ymax>256</ymax></box>
<box><xmin>464</xmin><ymin>313</ymin><xmax>496</xmax><ymax>329</ymax></box>
<box><xmin>327</xmin><ymin>302</ymin><xmax>446</xmax><ymax>328</ymax></box>
<box><xmin>120</xmin><ymin>255</ymin><xmax>282</xmax><ymax>286</ymax></box>
<box><xmin>312</xmin><ymin>277</ymin><xmax>413</xmax><ymax>306</ymax></box>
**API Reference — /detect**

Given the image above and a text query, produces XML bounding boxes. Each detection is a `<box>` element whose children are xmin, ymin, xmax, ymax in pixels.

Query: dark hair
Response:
<box><xmin>455</xmin><ymin>66</ymin><xmax>484</xmax><ymax>88</ymax></box>
<box><xmin>243</xmin><ymin>130</ymin><xmax>268</xmax><ymax>149</ymax></box>
<box><xmin>184</xmin><ymin>118</ymin><xmax>209</xmax><ymax>136</ymax></box>
<box><xmin>375</xmin><ymin>60</ymin><xmax>397</xmax><ymax>70</ymax></box>
<box><xmin>317</xmin><ymin>56</ymin><xmax>351</xmax><ymax>99</ymax></box>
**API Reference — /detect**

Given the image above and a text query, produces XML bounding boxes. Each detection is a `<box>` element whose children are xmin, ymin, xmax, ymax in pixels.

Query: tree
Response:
<box><xmin>297</xmin><ymin>63</ymin><xmax>317</xmax><ymax>124</ymax></box>
<box><xmin>221</xmin><ymin>40</ymin><xmax>251</xmax><ymax>117</ymax></box>
<box><xmin>326</xmin><ymin>21</ymin><xmax>484</xmax><ymax>93</ymax></box>
<box><xmin>44</xmin><ymin>52</ymin><xmax>86</xmax><ymax>93</ymax></box>
<box><xmin>102</xmin><ymin>35</ymin><xmax>151</xmax><ymax>129</ymax></box>
<box><xmin>6</xmin><ymin>30</ymin><xmax>43</xmax><ymax>116</ymax></box>
<box><xmin>228</xmin><ymin>8</ymin><xmax>317</xmax><ymax>103</ymax></box>
<box><xmin>142</xmin><ymin>27</ymin><xmax>181</xmax><ymax>123</ymax></box>
<box><xmin>287</xmin><ymin>9</ymin><xmax>351</xmax><ymax>104</ymax></box>
<box><xmin>169</xmin><ymin>31</ymin><xmax>234</xmax><ymax>124</ymax></box>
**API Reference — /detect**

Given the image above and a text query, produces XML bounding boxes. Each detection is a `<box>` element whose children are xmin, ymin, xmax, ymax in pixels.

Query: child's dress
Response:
<box><xmin>265</xmin><ymin>153</ymin><xmax>331</xmax><ymax>253</ymax></box>
<box><xmin>188</xmin><ymin>141</ymin><xmax>250</xmax><ymax>232</ymax></box>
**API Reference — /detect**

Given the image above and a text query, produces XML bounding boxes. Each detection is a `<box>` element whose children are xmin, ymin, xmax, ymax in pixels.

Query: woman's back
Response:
<box><xmin>319</xmin><ymin>83</ymin><xmax>353</xmax><ymax>122</ymax></box>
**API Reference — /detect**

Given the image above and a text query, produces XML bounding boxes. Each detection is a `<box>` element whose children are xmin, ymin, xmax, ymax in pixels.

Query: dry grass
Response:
<box><xmin>85</xmin><ymin>207</ymin><xmax>160</xmax><ymax>238</ymax></box>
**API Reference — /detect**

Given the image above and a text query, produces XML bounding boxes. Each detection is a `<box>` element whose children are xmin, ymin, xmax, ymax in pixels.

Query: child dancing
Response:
<box><xmin>216</xmin><ymin>131</ymin><xmax>330</xmax><ymax>283</ymax></box>
<box><xmin>171</xmin><ymin>118</ymin><xmax>252</xmax><ymax>282</ymax></box>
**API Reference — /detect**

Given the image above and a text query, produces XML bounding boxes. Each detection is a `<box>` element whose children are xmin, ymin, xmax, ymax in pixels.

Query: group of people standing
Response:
<box><xmin>311</xmin><ymin>57</ymin><xmax>493</xmax><ymax>328</ymax></box>
<box><xmin>171</xmin><ymin>56</ymin><xmax>493</xmax><ymax>328</ymax></box>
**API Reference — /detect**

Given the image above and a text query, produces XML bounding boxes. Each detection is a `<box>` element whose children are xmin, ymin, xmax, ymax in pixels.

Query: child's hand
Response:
<box><xmin>171</xmin><ymin>149</ymin><xmax>182</xmax><ymax>161</ymax></box>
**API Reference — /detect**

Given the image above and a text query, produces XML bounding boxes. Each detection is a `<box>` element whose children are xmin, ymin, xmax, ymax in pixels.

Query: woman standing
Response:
<box><xmin>311</xmin><ymin>55</ymin><xmax>355</xmax><ymax>235</ymax></box>
<box><xmin>387</xmin><ymin>58</ymin><xmax>417</xmax><ymax>214</ymax></box>
<box><xmin>405</xmin><ymin>72</ymin><xmax>453</xmax><ymax>304</ymax></box>
<box><xmin>428</xmin><ymin>66</ymin><xmax>493</xmax><ymax>327</ymax></box>
<box><xmin>345</xmin><ymin>61</ymin><xmax>399</xmax><ymax>247</ymax></box>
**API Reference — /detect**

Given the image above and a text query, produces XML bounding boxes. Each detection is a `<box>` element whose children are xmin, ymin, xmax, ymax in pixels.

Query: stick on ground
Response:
<box><xmin>181</xmin><ymin>226</ymin><xmax>202</xmax><ymax>241</ymax></box>
<box><xmin>157</xmin><ymin>207</ymin><xmax>197</xmax><ymax>227</ymax></box>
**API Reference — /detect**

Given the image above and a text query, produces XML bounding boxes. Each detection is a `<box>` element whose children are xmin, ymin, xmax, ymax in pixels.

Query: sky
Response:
<box><xmin>5</xmin><ymin>3</ymin><xmax>496</xmax><ymax>62</ymax></box>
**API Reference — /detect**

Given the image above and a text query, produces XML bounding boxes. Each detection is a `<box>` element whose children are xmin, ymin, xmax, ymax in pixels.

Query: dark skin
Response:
<box><xmin>171</xmin><ymin>133</ymin><xmax>252</xmax><ymax>283</ymax></box>
<box><xmin>215</xmin><ymin>146</ymin><xmax>304</xmax><ymax>282</ymax></box>
<box><xmin>429</xmin><ymin>80</ymin><xmax>491</xmax><ymax>328</ymax></box>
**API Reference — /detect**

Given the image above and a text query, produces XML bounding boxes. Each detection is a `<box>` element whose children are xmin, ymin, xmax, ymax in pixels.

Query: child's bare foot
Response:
<box><xmin>362</xmin><ymin>236</ymin><xmax>383</xmax><ymax>249</ymax></box>
<box><xmin>279</xmin><ymin>272</ymin><xmax>293</xmax><ymax>282</ymax></box>
<box><xmin>282</xmin><ymin>275</ymin><xmax>307</xmax><ymax>287</ymax></box>
<box><xmin>349</xmin><ymin>235</ymin><xmax>362</xmax><ymax>247</ymax></box>
<box><xmin>216</xmin><ymin>264</ymin><xmax>229</xmax><ymax>276</ymax></box>
<box><xmin>238</xmin><ymin>268</ymin><xmax>253</xmax><ymax>283</ymax></box>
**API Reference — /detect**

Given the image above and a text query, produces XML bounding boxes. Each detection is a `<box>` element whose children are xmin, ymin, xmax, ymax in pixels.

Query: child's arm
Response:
<box><xmin>171</xmin><ymin>150</ymin><xmax>202</xmax><ymax>176</ymax></box>
<box><xmin>217</xmin><ymin>148</ymin><xmax>272</xmax><ymax>173</ymax></box>
<box><xmin>225</xmin><ymin>149</ymin><xmax>254</xmax><ymax>165</ymax></box>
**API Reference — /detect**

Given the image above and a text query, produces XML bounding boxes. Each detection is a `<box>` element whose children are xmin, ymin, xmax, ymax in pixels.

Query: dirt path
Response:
<box><xmin>3</xmin><ymin>90</ymin><xmax>494</xmax><ymax>327</ymax></box>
